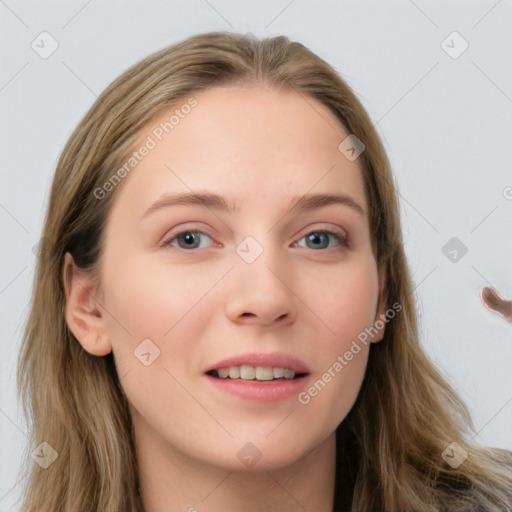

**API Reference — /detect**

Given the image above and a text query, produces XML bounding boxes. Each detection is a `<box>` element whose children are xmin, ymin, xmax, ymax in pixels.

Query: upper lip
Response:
<box><xmin>205</xmin><ymin>352</ymin><xmax>311</xmax><ymax>374</ymax></box>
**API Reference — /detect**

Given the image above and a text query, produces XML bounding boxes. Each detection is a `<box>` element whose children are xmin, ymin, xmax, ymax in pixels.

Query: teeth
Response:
<box><xmin>255</xmin><ymin>367</ymin><xmax>274</xmax><ymax>380</ymax></box>
<box><xmin>273</xmin><ymin>367</ymin><xmax>285</xmax><ymax>378</ymax></box>
<box><xmin>228</xmin><ymin>366</ymin><xmax>240</xmax><ymax>379</ymax></box>
<box><xmin>217</xmin><ymin>368</ymin><xmax>229</xmax><ymax>378</ymax></box>
<box><xmin>214</xmin><ymin>365</ymin><xmax>298</xmax><ymax>381</ymax></box>
<box><xmin>283</xmin><ymin>368</ymin><xmax>295</xmax><ymax>379</ymax></box>
<box><xmin>240</xmin><ymin>365</ymin><xmax>256</xmax><ymax>379</ymax></box>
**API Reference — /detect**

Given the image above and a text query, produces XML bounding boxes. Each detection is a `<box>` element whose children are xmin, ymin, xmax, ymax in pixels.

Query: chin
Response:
<box><xmin>196</xmin><ymin>430</ymin><xmax>331</xmax><ymax>473</ymax></box>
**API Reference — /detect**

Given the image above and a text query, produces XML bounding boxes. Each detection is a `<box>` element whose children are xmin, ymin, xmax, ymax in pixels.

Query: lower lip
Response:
<box><xmin>205</xmin><ymin>374</ymin><xmax>310</xmax><ymax>403</ymax></box>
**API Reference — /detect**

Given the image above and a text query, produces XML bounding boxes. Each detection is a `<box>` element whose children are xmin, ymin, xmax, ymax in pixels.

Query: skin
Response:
<box><xmin>63</xmin><ymin>84</ymin><xmax>387</xmax><ymax>512</ymax></box>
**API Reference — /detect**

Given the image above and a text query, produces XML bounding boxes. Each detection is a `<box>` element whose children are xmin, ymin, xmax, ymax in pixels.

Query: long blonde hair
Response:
<box><xmin>17</xmin><ymin>31</ymin><xmax>512</xmax><ymax>511</ymax></box>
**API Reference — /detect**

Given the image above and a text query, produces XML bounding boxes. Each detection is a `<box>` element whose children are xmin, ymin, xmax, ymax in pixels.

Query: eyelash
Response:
<box><xmin>160</xmin><ymin>228</ymin><xmax>350</xmax><ymax>251</ymax></box>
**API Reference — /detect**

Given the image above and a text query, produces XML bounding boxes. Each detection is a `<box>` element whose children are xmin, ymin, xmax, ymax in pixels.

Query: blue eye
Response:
<box><xmin>295</xmin><ymin>230</ymin><xmax>349</xmax><ymax>250</ymax></box>
<box><xmin>162</xmin><ymin>230</ymin><xmax>213</xmax><ymax>250</ymax></box>
<box><xmin>161</xmin><ymin>229</ymin><xmax>349</xmax><ymax>251</ymax></box>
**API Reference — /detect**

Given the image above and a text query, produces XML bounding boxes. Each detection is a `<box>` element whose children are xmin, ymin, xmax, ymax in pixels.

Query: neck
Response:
<box><xmin>134</xmin><ymin>416</ymin><xmax>338</xmax><ymax>512</ymax></box>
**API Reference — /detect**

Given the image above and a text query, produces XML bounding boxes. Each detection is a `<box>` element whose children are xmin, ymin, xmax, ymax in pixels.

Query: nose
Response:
<box><xmin>225</xmin><ymin>243</ymin><xmax>297</xmax><ymax>328</ymax></box>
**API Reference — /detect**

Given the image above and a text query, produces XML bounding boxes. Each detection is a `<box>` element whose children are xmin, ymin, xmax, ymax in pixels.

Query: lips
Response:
<box><xmin>204</xmin><ymin>353</ymin><xmax>311</xmax><ymax>402</ymax></box>
<box><xmin>205</xmin><ymin>352</ymin><xmax>311</xmax><ymax>380</ymax></box>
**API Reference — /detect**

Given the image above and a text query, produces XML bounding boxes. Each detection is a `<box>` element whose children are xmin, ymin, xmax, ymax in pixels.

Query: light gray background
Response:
<box><xmin>1</xmin><ymin>0</ymin><xmax>511</xmax><ymax>509</ymax></box>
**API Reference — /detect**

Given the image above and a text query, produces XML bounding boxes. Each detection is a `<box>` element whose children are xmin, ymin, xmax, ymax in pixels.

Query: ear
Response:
<box><xmin>62</xmin><ymin>252</ymin><xmax>112</xmax><ymax>356</ymax></box>
<box><xmin>370</xmin><ymin>263</ymin><xmax>388</xmax><ymax>343</ymax></box>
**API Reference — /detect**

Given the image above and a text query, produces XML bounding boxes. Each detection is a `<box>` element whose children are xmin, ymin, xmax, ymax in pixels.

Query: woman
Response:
<box><xmin>17</xmin><ymin>31</ymin><xmax>512</xmax><ymax>511</ymax></box>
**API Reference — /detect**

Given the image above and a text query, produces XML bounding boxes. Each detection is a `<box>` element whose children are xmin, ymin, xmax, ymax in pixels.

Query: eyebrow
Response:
<box><xmin>141</xmin><ymin>191</ymin><xmax>365</xmax><ymax>219</ymax></box>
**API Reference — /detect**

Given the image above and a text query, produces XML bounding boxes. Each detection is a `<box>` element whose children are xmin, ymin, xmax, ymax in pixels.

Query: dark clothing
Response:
<box><xmin>332</xmin><ymin>424</ymin><xmax>359</xmax><ymax>511</ymax></box>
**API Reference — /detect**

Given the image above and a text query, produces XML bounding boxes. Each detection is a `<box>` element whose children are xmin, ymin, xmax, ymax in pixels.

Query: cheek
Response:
<box><xmin>99</xmin><ymin>259</ymin><xmax>216</xmax><ymax>421</ymax></box>
<box><xmin>102</xmin><ymin>258</ymin><xmax>218</xmax><ymax>340</ymax></box>
<box><xmin>292</xmin><ymin>260</ymin><xmax>377</xmax><ymax>422</ymax></box>
<box><xmin>307</xmin><ymin>259</ymin><xmax>379</xmax><ymax>345</ymax></box>
<box><xmin>100</xmin><ymin>257</ymin><xmax>226</xmax><ymax>380</ymax></box>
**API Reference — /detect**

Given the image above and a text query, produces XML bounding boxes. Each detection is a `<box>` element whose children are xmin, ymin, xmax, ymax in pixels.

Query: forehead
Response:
<box><xmin>112</xmin><ymin>85</ymin><xmax>368</xmax><ymax>219</ymax></box>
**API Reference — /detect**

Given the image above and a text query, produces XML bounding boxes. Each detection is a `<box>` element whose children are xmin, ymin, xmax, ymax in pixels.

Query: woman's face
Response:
<box><xmin>89</xmin><ymin>85</ymin><xmax>386</xmax><ymax>470</ymax></box>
